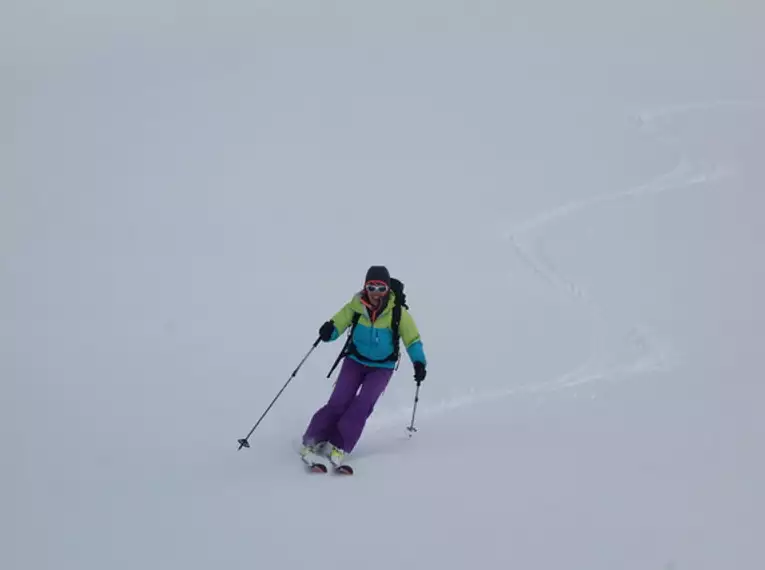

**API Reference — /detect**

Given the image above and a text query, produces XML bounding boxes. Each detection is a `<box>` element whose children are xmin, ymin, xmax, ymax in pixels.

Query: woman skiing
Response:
<box><xmin>300</xmin><ymin>265</ymin><xmax>427</xmax><ymax>468</ymax></box>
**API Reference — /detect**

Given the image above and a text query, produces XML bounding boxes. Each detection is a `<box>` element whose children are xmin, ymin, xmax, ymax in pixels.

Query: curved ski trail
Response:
<box><xmin>368</xmin><ymin>100</ymin><xmax>764</xmax><ymax>434</ymax></box>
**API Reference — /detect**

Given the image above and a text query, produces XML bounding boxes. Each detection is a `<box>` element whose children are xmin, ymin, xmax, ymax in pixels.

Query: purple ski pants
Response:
<box><xmin>302</xmin><ymin>357</ymin><xmax>393</xmax><ymax>453</ymax></box>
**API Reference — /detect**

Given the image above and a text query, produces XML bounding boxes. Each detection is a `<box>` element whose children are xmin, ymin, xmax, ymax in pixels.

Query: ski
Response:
<box><xmin>334</xmin><ymin>464</ymin><xmax>354</xmax><ymax>475</ymax></box>
<box><xmin>304</xmin><ymin>460</ymin><xmax>328</xmax><ymax>473</ymax></box>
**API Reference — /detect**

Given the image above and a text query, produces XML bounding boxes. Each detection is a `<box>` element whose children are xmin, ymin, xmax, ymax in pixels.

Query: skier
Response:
<box><xmin>300</xmin><ymin>265</ymin><xmax>427</xmax><ymax>468</ymax></box>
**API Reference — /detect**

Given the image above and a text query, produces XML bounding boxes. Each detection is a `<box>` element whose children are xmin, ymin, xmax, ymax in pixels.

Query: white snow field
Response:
<box><xmin>3</xmin><ymin>2</ymin><xmax>764</xmax><ymax>569</ymax></box>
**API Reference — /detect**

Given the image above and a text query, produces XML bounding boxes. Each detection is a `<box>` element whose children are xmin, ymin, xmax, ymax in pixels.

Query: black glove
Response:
<box><xmin>413</xmin><ymin>361</ymin><xmax>426</xmax><ymax>384</ymax></box>
<box><xmin>318</xmin><ymin>321</ymin><xmax>335</xmax><ymax>342</ymax></box>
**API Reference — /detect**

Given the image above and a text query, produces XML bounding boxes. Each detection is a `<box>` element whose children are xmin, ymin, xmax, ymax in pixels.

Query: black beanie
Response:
<box><xmin>365</xmin><ymin>265</ymin><xmax>391</xmax><ymax>285</ymax></box>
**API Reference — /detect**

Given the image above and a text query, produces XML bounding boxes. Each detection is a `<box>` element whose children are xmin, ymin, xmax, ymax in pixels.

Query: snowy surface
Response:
<box><xmin>3</xmin><ymin>2</ymin><xmax>764</xmax><ymax>569</ymax></box>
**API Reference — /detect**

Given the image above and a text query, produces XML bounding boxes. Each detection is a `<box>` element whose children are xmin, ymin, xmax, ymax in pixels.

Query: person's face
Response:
<box><xmin>365</xmin><ymin>281</ymin><xmax>388</xmax><ymax>305</ymax></box>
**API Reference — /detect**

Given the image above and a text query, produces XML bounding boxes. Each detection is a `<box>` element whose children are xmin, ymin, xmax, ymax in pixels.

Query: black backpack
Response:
<box><xmin>326</xmin><ymin>278</ymin><xmax>408</xmax><ymax>378</ymax></box>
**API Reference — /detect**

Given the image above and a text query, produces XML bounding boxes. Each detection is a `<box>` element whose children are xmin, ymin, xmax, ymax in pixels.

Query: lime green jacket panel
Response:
<box><xmin>329</xmin><ymin>295</ymin><xmax>362</xmax><ymax>334</ymax></box>
<box><xmin>330</xmin><ymin>292</ymin><xmax>398</xmax><ymax>331</ymax></box>
<box><xmin>398</xmin><ymin>307</ymin><xmax>422</xmax><ymax>349</ymax></box>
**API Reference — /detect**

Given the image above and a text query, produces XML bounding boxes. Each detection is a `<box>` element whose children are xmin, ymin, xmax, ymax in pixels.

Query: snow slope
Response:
<box><xmin>3</xmin><ymin>2</ymin><xmax>764</xmax><ymax>569</ymax></box>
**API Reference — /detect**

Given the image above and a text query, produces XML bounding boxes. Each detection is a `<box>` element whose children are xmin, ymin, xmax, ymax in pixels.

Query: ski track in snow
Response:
<box><xmin>366</xmin><ymin>99</ymin><xmax>764</xmax><ymax>436</ymax></box>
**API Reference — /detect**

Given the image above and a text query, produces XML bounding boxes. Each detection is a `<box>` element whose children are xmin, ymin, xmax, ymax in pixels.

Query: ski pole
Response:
<box><xmin>237</xmin><ymin>337</ymin><xmax>321</xmax><ymax>450</ymax></box>
<box><xmin>406</xmin><ymin>381</ymin><xmax>421</xmax><ymax>437</ymax></box>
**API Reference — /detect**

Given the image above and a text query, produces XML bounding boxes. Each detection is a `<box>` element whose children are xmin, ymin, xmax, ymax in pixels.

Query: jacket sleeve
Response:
<box><xmin>399</xmin><ymin>309</ymin><xmax>426</xmax><ymax>365</ymax></box>
<box><xmin>328</xmin><ymin>299</ymin><xmax>358</xmax><ymax>341</ymax></box>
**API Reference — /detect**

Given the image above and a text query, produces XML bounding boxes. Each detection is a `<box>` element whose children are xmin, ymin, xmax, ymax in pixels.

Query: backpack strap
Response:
<box><xmin>326</xmin><ymin>312</ymin><xmax>361</xmax><ymax>378</ymax></box>
<box><xmin>389</xmin><ymin>278</ymin><xmax>406</xmax><ymax>368</ymax></box>
<box><xmin>390</xmin><ymin>302</ymin><xmax>402</xmax><ymax>363</ymax></box>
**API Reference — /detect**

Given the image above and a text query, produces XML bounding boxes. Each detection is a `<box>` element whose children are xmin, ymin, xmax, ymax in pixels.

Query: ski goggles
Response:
<box><xmin>365</xmin><ymin>281</ymin><xmax>389</xmax><ymax>293</ymax></box>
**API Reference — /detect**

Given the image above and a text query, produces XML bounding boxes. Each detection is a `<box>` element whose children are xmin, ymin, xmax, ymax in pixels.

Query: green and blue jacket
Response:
<box><xmin>327</xmin><ymin>291</ymin><xmax>426</xmax><ymax>369</ymax></box>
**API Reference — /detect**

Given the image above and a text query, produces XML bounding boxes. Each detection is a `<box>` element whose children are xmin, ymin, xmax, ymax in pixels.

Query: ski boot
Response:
<box><xmin>300</xmin><ymin>441</ymin><xmax>329</xmax><ymax>472</ymax></box>
<box><xmin>328</xmin><ymin>445</ymin><xmax>353</xmax><ymax>475</ymax></box>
